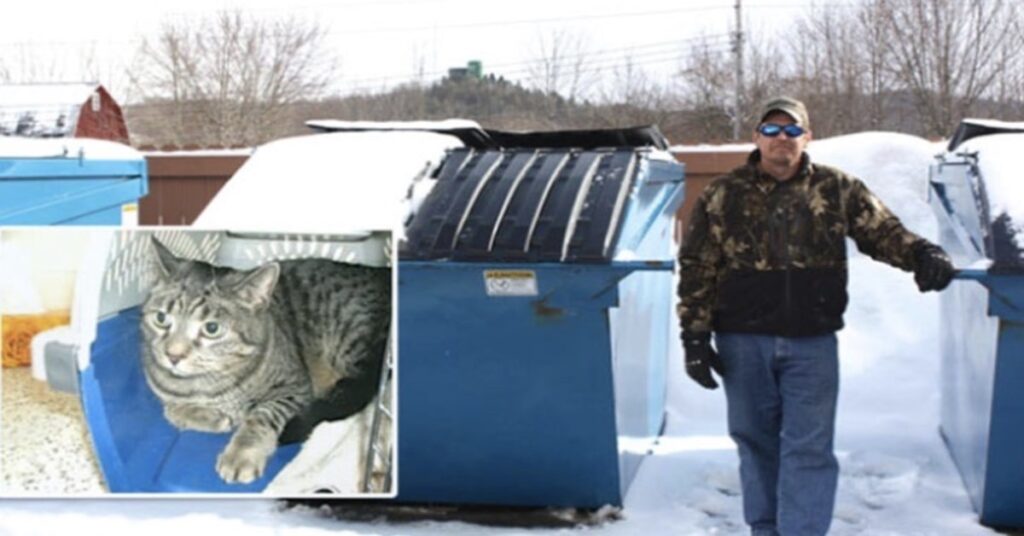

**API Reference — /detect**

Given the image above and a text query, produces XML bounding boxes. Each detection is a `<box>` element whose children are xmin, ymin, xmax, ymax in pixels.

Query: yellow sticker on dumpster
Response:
<box><xmin>484</xmin><ymin>270</ymin><xmax>538</xmax><ymax>297</ymax></box>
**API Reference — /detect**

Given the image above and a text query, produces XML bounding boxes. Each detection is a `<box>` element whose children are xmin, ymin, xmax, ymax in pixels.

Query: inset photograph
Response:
<box><xmin>1</xmin><ymin>228</ymin><xmax>394</xmax><ymax>496</ymax></box>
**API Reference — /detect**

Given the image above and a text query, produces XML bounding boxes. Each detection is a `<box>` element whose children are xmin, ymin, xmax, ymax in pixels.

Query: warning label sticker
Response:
<box><xmin>483</xmin><ymin>270</ymin><xmax>538</xmax><ymax>297</ymax></box>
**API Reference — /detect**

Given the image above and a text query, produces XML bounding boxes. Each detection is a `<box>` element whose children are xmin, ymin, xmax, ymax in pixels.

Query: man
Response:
<box><xmin>676</xmin><ymin>97</ymin><xmax>954</xmax><ymax>535</ymax></box>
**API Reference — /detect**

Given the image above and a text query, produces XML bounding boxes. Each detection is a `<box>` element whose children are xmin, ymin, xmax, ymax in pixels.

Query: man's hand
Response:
<box><xmin>913</xmin><ymin>242</ymin><xmax>955</xmax><ymax>292</ymax></box>
<box><xmin>682</xmin><ymin>331</ymin><xmax>724</xmax><ymax>390</ymax></box>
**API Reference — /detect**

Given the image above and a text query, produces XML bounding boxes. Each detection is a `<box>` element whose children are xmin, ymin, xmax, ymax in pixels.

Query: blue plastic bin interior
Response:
<box><xmin>84</xmin><ymin>308</ymin><xmax>300</xmax><ymax>492</ymax></box>
<box><xmin>0</xmin><ymin>155</ymin><xmax>147</xmax><ymax>225</ymax></box>
<box><xmin>929</xmin><ymin>141</ymin><xmax>1024</xmax><ymax>527</ymax></box>
<box><xmin>398</xmin><ymin>143</ymin><xmax>684</xmax><ymax>508</ymax></box>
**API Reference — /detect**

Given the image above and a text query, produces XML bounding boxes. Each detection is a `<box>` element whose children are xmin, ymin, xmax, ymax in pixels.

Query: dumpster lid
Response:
<box><xmin>402</xmin><ymin>146</ymin><xmax>678</xmax><ymax>263</ymax></box>
<box><xmin>306</xmin><ymin>119</ymin><xmax>670</xmax><ymax>151</ymax></box>
<box><xmin>947</xmin><ymin>119</ymin><xmax>1024</xmax><ymax>152</ymax></box>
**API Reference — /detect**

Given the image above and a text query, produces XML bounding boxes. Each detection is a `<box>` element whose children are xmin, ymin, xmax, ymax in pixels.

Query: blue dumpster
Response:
<box><xmin>0</xmin><ymin>138</ymin><xmax>147</xmax><ymax>225</ymax></box>
<box><xmin>397</xmin><ymin>128</ymin><xmax>685</xmax><ymax>508</ymax></box>
<box><xmin>929</xmin><ymin>119</ymin><xmax>1024</xmax><ymax>527</ymax></box>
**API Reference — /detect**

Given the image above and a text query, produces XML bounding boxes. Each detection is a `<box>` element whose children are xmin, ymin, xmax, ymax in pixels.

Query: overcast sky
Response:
<box><xmin>0</xmin><ymin>0</ymin><xmax>818</xmax><ymax>101</ymax></box>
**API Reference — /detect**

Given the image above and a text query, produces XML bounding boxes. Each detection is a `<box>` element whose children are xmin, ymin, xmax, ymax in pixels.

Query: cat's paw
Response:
<box><xmin>216</xmin><ymin>438</ymin><xmax>272</xmax><ymax>484</ymax></box>
<box><xmin>164</xmin><ymin>405</ymin><xmax>232</xmax><ymax>433</ymax></box>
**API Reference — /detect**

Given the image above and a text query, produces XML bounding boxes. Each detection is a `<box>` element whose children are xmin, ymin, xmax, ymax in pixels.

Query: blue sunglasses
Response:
<box><xmin>758</xmin><ymin>123</ymin><xmax>805</xmax><ymax>138</ymax></box>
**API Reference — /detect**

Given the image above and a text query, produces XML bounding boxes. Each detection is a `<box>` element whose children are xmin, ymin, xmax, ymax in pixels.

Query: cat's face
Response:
<box><xmin>141</xmin><ymin>239</ymin><xmax>279</xmax><ymax>378</ymax></box>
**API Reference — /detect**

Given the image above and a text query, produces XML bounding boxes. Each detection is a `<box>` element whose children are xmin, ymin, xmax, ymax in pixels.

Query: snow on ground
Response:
<box><xmin>0</xmin><ymin>132</ymin><xmax>1004</xmax><ymax>535</ymax></box>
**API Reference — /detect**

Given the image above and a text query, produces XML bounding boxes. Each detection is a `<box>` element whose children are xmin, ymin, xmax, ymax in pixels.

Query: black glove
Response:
<box><xmin>913</xmin><ymin>242</ymin><xmax>955</xmax><ymax>292</ymax></box>
<box><xmin>682</xmin><ymin>331</ymin><xmax>725</xmax><ymax>390</ymax></box>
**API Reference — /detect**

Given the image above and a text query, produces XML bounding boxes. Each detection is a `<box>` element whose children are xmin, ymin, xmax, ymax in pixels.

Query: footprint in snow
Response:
<box><xmin>843</xmin><ymin>450</ymin><xmax>921</xmax><ymax>510</ymax></box>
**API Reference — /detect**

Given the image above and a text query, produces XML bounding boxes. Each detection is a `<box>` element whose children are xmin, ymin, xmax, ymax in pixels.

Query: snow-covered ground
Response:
<box><xmin>0</xmin><ymin>132</ymin><xmax>1004</xmax><ymax>534</ymax></box>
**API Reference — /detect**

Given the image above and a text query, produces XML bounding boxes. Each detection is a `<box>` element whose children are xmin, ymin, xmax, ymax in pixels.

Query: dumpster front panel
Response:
<box><xmin>0</xmin><ymin>158</ymin><xmax>147</xmax><ymax>225</ymax></box>
<box><xmin>396</xmin><ymin>263</ymin><xmax>623</xmax><ymax>507</ymax></box>
<box><xmin>980</xmin><ymin>312</ymin><xmax>1024</xmax><ymax>526</ymax></box>
<box><xmin>396</xmin><ymin>143</ymin><xmax>684</xmax><ymax>508</ymax></box>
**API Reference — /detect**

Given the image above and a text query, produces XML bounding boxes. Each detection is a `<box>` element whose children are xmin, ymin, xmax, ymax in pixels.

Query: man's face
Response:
<box><xmin>753</xmin><ymin>111</ymin><xmax>812</xmax><ymax>169</ymax></box>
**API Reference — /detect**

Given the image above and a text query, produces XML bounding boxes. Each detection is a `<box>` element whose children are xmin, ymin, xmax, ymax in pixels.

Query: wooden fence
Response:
<box><xmin>142</xmin><ymin>149</ymin><xmax>750</xmax><ymax>232</ymax></box>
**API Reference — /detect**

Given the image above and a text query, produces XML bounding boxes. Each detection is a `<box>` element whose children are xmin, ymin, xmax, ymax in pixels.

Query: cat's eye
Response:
<box><xmin>202</xmin><ymin>321</ymin><xmax>222</xmax><ymax>337</ymax></box>
<box><xmin>153</xmin><ymin>311</ymin><xmax>171</xmax><ymax>328</ymax></box>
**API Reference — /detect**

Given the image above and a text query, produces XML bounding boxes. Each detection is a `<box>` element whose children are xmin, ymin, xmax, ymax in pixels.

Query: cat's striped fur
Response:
<box><xmin>140</xmin><ymin>238</ymin><xmax>390</xmax><ymax>484</ymax></box>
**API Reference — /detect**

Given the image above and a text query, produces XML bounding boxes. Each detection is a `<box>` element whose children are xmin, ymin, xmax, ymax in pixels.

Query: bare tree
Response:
<box><xmin>526</xmin><ymin>28</ymin><xmax>599</xmax><ymax>103</ymax></box>
<box><xmin>0</xmin><ymin>43</ymin><xmax>112</xmax><ymax>86</ymax></box>
<box><xmin>675</xmin><ymin>31</ymin><xmax>784</xmax><ymax>141</ymax></box>
<box><xmin>676</xmin><ymin>34</ymin><xmax>734</xmax><ymax>140</ymax></box>
<box><xmin>593</xmin><ymin>55</ymin><xmax>675</xmax><ymax>128</ymax></box>
<box><xmin>855</xmin><ymin>1</ymin><xmax>894</xmax><ymax>130</ymax></box>
<box><xmin>740</xmin><ymin>33</ymin><xmax>785</xmax><ymax>129</ymax></box>
<box><xmin>791</xmin><ymin>4</ymin><xmax>867</xmax><ymax>135</ymax></box>
<box><xmin>877</xmin><ymin>0</ymin><xmax>1023</xmax><ymax>136</ymax></box>
<box><xmin>128</xmin><ymin>11</ymin><xmax>335</xmax><ymax>147</ymax></box>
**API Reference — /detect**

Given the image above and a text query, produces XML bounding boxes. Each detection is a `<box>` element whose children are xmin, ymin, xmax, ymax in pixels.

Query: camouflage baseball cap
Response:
<box><xmin>760</xmin><ymin>97</ymin><xmax>809</xmax><ymax>126</ymax></box>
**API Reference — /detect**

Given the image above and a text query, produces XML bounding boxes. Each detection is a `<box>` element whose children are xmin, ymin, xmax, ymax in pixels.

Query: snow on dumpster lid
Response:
<box><xmin>0</xmin><ymin>136</ymin><xmax>142</xmax><ymax>160</ymax></box>
<box><xmin>955</xmin><ymin>132</ymin><xmax>1024</xmax><ymax>270</ymax></box>
<box><xmin>193</xmin><ymin>130</ymin><xmax>464</xmax><ymax>234</ymax></box>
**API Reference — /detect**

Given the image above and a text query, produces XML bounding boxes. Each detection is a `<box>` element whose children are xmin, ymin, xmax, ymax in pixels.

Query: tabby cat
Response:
<box><xmin>140</xmin><ymin>237</ymin><xmax>390</xmax><ymax>485</ymax></box>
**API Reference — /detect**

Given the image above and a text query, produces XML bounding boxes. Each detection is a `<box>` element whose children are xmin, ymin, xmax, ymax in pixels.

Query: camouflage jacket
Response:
<box><xmin>676</xmin><ymin>150</ymin><xmax>929</xmax><ymax>337</ymax></box>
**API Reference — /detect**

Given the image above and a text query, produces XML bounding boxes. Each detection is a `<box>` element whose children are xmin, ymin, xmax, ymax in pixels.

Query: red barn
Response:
<box><xmin>0</xmin><ymin>83</ymin><xmax>129</xmax><ymax>144</ymax></box>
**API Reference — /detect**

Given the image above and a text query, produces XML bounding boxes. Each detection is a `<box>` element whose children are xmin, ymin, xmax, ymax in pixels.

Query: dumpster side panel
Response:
<box><xmin>396</xmin><ymin>264</ymin><xmax>623</xmax><ymax>508</ymax></box>
<box><xmin>939</xmin><ymin>280</ymin><xmax>998</xmax><ymax>513</ymax></box>
<box><xmin>606</xmin><ymin>158</ymin><xmax>682</xmax><ymax>495</ymax></box>
<box><xmin>980</xmin><ymin>321</ymin><xmax>1024</xmax><ymax>526</ymax></box>
<box><xmin>609</xmin><ymin>270</ymin><xmax>672</xmax><ymax>493</ymax></box>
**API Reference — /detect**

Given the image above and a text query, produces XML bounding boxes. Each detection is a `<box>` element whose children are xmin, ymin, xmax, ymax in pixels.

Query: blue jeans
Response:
<box><xmin>715</xmin><ymin>333</ymin><xmax>839</xmax><ymax>536</ymax></box>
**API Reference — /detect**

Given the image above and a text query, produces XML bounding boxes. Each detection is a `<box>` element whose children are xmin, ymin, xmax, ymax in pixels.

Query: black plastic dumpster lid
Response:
<box><xmin>401</xmin><ymin>147</ymin><xmax>644</xmax><ymax>263</ymax></box>
<box><xmin>947</xmin><ymin>119</ymin><xmax>1024</xmax><ymax>152</ymax></box>
<box><xmin>305</xmin><ymin>120</ymin><xmax>670</xmax><ymax>151</ymax></box>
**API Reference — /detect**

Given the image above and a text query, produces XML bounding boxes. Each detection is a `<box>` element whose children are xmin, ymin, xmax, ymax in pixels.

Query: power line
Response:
<box><xmin>334</xmin><ymin>43</ymin><xmax>735</xmax><ymax>94</ymax></box>
<box><xmin>331</xmin><ymin>35</ymin><xmax>733</xmax><ymax>88</ymax></box>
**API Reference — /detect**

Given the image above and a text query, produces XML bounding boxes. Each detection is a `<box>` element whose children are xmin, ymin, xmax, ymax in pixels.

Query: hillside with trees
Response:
<box><xmin>121</xmin><ymin>0</ymin><xmax>1024</xmax><ymax>148</ymax></box>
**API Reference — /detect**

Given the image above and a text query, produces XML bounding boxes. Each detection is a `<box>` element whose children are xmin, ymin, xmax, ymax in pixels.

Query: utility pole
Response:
<box><xmin>732</xmin><ymin>0</ymin><xmax>744</xmax><ymax>140</ymax></box>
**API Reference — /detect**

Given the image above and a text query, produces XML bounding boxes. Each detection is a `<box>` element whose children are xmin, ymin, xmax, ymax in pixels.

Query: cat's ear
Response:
<box><xmin>151</xmin><ymin>236</ymin><xmax>186</xmax><ymax>279</ymax></box>
<box><xmin>234</xmin><ymin>263</ymin><xmax>280</xmax><ymax>310</ymax></box>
